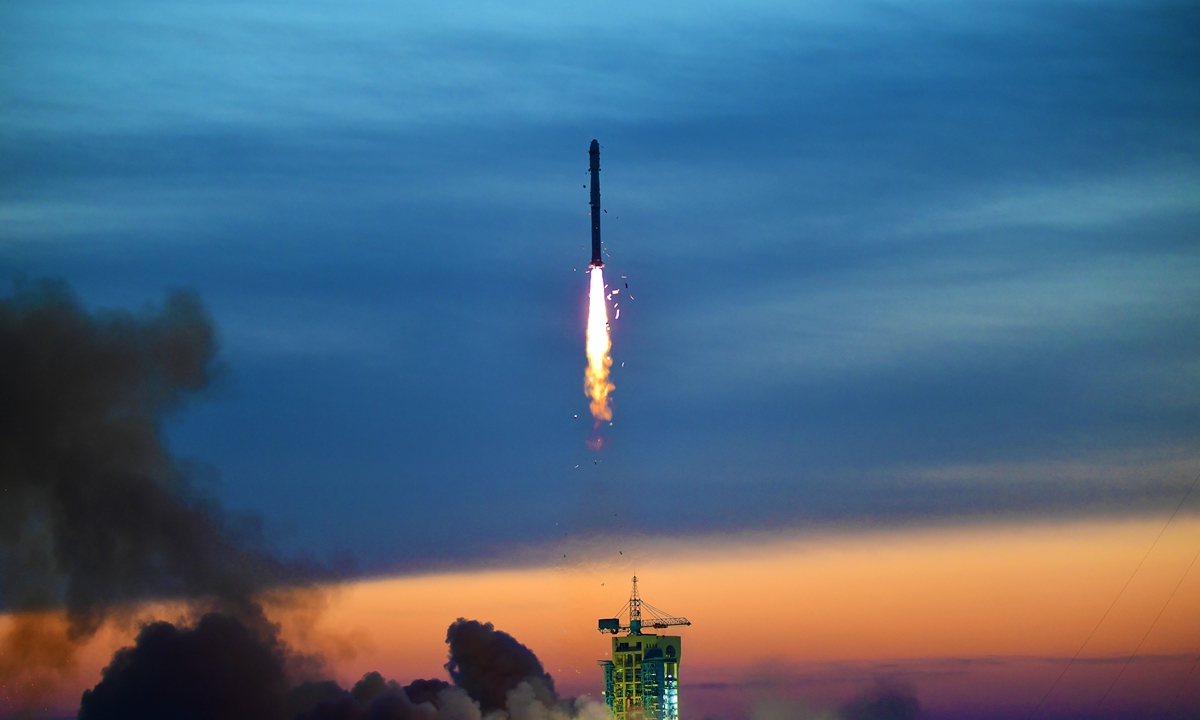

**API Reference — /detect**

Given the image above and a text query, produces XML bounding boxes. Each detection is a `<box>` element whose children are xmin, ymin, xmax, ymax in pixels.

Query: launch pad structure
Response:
<box><xmin>598</xmin><ymin>577</ymin><xmax>691</xmax><ymax>720</ymax></box>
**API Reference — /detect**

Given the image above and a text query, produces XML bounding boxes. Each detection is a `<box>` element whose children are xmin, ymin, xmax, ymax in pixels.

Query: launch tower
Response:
<box><xmin>598</xmin><ymin>577</ymin><xmax>691</xmax><ymax>720</ymax></box>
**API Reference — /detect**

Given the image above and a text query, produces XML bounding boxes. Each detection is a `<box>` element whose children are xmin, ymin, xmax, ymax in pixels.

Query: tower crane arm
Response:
<box><xmin>597</xmin><ymin>616</ymin><xmax>691</xmax><ymax>634</ymax></box>
<box><xmin>645</xmin><ymin>616</ymin><xmax>691</xmax><ymax>628</ymax></box>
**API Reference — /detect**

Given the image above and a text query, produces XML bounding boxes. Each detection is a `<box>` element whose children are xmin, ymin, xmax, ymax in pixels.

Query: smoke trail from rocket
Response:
<box><xmin>585</xmin><ymin>267</ymin><xmax>614</xmax><ymax>430</ymax></box>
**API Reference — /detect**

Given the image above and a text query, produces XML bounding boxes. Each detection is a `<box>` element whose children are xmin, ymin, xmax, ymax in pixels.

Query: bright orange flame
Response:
<box><xmin>585</xmin><ymin>267</ymin><xmax>613</xmax><ymax>424</ymax></box>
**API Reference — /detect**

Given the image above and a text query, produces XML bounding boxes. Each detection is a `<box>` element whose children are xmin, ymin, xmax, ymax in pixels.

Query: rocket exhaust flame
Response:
<box><xmin>585</xmin><ymin>267</ymin><xmax>614</xmax><ymax>427</ymax></box>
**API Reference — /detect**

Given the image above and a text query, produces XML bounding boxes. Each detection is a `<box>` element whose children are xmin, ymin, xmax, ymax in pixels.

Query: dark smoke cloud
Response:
<box><xmin>292</xmin><ymin>672</ymin><xmax>455</xmax><ymax>720</ymax></box>
<box><xmin>444</xmin><ymin>618</ymin><xmax>557</xmax><ymax>712</ymax></box>
<box><xmin>294</xmin><ymin>673</ymin><xmax>448</xmax><ymax>720</ymax></box>
<box><xmin>77</xmin><ymin>613</ymin><xmax>601</xmax><ymax>720</ymax></box>
<box><xmin>78</xmin><ymin>611</ymin><xmax>293</xmax><ymax>720</ymax></box>
<box><xmin>0</xmin><ymin>279</ymin><xmax>304</xmax><ymax>636</ymax></box>
<box><xmin>403</xmin><ymin>678</ymin><xmax>453</xmax><ymax>706</ymax></box>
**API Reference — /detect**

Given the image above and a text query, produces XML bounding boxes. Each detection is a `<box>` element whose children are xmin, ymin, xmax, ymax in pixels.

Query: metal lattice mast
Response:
<box><xmin>629</xmin><ymin>576</ymin><xmax>643</xmax><ymax>635</ymax></box>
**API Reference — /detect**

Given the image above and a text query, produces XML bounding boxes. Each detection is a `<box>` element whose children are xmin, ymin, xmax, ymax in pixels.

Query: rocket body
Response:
<box><xmin>589</xmin><ymin>139</ymin><xmax>603</xmax><ymax>268</ymax></box>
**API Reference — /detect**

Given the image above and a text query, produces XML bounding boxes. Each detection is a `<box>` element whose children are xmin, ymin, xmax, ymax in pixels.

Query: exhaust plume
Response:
<box><xmin>584</xmin><ymin>268</ymin><xmax>613</xmax><ymax>431</ymax></box>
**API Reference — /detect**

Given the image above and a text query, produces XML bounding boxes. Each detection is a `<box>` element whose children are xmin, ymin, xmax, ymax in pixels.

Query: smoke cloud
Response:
<box><xmin>0</xmin><ymin>277</ymin><xmax>325</xmax><ymax>714</ymax></box>
<box><xmin>0</xmin><ymin>279</ymin><xmax>304</xmax><ymax>635</ymax></box>
<box><xmin>78</xmin><ymin>611</ymin><xmax>604</xmax><ymax>720</ymax></box>
<box><xmin>444</xmin><ymin>619</ymin><xmax>557</xmax><ymax>712</ymax></box>
<box><xmin>78</xmin><ymin>610</ymin><xmax>293</xmax><ymax>720</ymax></box>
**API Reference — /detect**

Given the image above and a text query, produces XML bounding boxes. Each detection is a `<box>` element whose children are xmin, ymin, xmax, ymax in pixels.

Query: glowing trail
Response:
<box><xmin>585</xmin><ymin>267</ymin><xmax>613</xmax><ymax>424</ymax></box>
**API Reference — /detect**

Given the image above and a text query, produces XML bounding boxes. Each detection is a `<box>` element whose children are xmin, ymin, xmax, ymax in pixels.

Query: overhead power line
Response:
<box><xmin>1167</xmin><ymin>652</ymin><xmax>1200</xmax><ymax>712</ymax></box>
<box><xmin>1027</xmin><ymin>469</ymin><xmax>1200</xmax><ymax>720</ymax></box>
<box><xmin>1090</xmin><ymin>540</ymin><xmax>1200</xmax><ymax>715</ymax></box>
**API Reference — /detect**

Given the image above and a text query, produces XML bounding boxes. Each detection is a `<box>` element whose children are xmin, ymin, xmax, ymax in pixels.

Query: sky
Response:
<box><xmin>1</xmin><ymin>0</ymin><xmax>1199</xmax><ymax>716</ymax></box>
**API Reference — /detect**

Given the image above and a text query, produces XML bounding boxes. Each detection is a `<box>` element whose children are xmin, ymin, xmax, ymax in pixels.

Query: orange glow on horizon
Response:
<box><xmin>309</xmin><ymin>517</ymin><xmax>1200</xmax><ymax>678</ymax></box>
<box><xmin>7</xmin><ymin>516</ymin><xmax>1200</xmax><ymax>717</ymax></box>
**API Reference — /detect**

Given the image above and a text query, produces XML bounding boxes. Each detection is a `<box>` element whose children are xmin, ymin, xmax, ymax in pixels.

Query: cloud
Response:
<box><xmin>3</xmin><ymin>0</ymin><xmax>1197</xmax><ymax>567</ymax></box>
<box><xmin>901</xmin><ymin>170</ymin><xmax>1200</xmax><ymax>235</ymax></box>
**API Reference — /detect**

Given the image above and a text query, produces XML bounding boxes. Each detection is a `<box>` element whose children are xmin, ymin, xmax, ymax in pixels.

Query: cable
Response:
<box><xmin>1026</xmin><ymin>470</ymin><xmax>1200</xmax><ymax>720</ymax></box>
<box><xmin>1090</xmin><ymin>540</ymin><xmax>1200</xmax><ymax>715</ymax></box>
<box><xmin>1167</xmin><ymin>652</ymin><xmax>1200</xmax><ymax>712</ymax></box>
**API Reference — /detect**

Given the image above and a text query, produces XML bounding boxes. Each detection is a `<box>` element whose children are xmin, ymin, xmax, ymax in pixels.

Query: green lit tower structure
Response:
<box><xmin>598</xmin><ymin>577</ymin><xmax>691</xmax><ymax>720</ymax></box>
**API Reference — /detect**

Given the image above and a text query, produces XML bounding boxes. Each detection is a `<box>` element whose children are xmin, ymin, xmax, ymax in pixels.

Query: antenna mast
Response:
<box><xmin>629</xmin><ymin>575</ymin><xmax>643</xmax><ymax>635</ymax></box>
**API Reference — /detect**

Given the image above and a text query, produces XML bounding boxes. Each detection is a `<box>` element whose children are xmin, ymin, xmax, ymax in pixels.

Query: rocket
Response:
<box><xmin>589</xmin><ymin>139</ymin><xmax>603</xmax><ymax>268</ymax></box>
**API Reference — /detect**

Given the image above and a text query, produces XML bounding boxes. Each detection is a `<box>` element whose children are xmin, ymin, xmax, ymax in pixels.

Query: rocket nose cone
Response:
<box><xmin>590</xmin><ymin>139</ymin><xmax>599</xmax><ymax>152</ymax></box>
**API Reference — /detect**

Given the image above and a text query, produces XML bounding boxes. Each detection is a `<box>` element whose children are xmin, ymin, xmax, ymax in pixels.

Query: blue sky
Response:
<box><xmin>2</xmin><ymin>0</ymin><xmax>1198</xmax><ymax>572</ymax></box>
